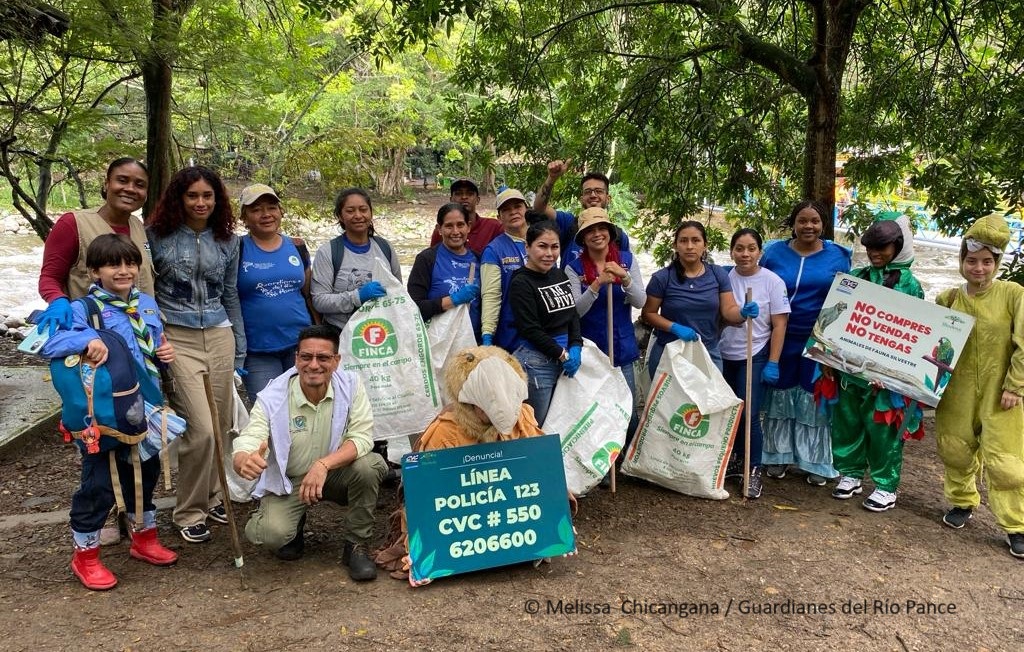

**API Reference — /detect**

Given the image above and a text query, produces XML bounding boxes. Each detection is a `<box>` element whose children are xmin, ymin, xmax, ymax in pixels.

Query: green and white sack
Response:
<box><xmin>340</xmin><ymin>259</ymin><xmax>442</xmax><ymax>461</ymax></box>
<box><xmin>621</xmin><ymin>340</ymin><xmax>741</xmax><ymax>499</ymax></box>
<box><xmin>543</xmin><ymin>340</ymin><xmax>631</xmax><ymax>495</ymax></box>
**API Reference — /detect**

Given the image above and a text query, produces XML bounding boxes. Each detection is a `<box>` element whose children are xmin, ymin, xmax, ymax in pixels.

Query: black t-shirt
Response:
<box><xmin>508</xmin><ymin>266</ymin><xmax>582</xmax><ymax>360</ymax></box>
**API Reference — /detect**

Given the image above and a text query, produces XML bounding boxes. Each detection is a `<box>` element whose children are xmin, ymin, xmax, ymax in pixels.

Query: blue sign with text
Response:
<box><xmin>402</xmin><ymin>435</ymin><xmax>575</xmax><ymax>584</ymax></box>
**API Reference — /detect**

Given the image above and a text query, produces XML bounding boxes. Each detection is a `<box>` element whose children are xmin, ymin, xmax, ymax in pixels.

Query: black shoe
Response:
<box><xmin>275</xmin><ymin>514</ymin><xmax>306</xmax><ymax>561</ymax></box>
<box><xmin>1008</xmin><ymin>533</ymin><xmax>1024</xmax><ymax>559</ymax></box>
<box><xmin>179</xmin><ymin>523</ymin><xmax>211</xmax><ymax>543</ymax></box>
<box><xmin>942</xmin><ymin>506</ymin><xmax>974</xmax><ymax>529</ymax></box>
<box><xmin>745</xmin><ymin>466</ymin><xmax>763</xmax><ymax>499</ymax></box>
<box><xmin>342</xmin><ymin>541</ymin><xmax>378</xmax><ymax>581</ymax></box>
<box><xmin>207</xmin><ymin>504</ymin><xmax>229</xmax><ymax>525</ymax></box>
<box><xmin>725</xmin><ymin>457</ymin><xmax>743</xmax><ymax>480</ymax></box>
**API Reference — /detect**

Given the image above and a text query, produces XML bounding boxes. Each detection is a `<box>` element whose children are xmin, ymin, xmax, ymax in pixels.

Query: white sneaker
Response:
<box><xmin>831</xmin><ymin>476</ymin><xmax>863</xmax><ymax>499</ymax></box>
<box><xmin>863</xmin><ymin>489</ymin><xmax>897</xmax><ymax>512</ymax></box>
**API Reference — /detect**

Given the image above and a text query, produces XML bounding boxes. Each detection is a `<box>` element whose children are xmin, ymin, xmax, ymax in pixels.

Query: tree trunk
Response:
<box><xmin>375</xmin><ymin>147</ymin><xmax>407</xmax><ymax>197</ymax></box>
<box><xmin>141</xmin><ymin>0</ymin><xmax>188</xmax><ymax>216</ymax></box>
<box><xmin>802</xmin><ymin>88</ymin><xmax>840</xmax><ymax>240</ymax></box>
<box><xmin>480</xmin><ymin>135</ymin><xmax>496</xmax><ymax>194</ymax></box>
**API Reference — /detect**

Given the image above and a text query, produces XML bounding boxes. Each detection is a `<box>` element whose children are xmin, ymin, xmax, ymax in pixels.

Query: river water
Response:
<box><xmin>1</xmin><ymin>228</ymin><xmax>965</xmax><ymax>321</ymax></box>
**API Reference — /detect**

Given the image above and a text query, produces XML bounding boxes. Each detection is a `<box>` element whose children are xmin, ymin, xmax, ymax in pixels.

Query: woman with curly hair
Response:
<box><xmin>146</xmin><ymin>166</ymin><xmax>245</xmax><ymax>544</ymax></box>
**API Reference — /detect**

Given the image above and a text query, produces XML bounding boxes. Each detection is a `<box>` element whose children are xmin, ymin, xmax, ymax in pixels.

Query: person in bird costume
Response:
<box><xmin>829</xmin><ymin>213</ymin><xmax>925</xmax><ymax>512</ymax></box>
<box><xmin>934</xmin><ymin>213</ymin><xmax>1024</xmax><ymax>559</ymax></box>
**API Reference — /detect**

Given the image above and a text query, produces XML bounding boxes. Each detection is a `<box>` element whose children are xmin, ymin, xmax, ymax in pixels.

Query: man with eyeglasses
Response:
<box><xmin>429</xmin><ymin>178</ymin><xmax>504</xmax><ymax>256</ymax></box>
<box><xmin>231</xmin><ymin>324</ymin><xmax>387</xmax><ymax>580</ymax></box>
<box><xmin>533</xmin><ymin>159</ymin><xmax>631</xmax><ymax>267</ymax></box>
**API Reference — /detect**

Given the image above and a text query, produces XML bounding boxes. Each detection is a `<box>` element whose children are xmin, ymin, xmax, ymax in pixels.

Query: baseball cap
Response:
<box><xmin>450</xmin><ymin>178</ymin><xmax>479</xmax><ymax>195</ymax></box>
<box><xmin>239</xmin><ymin>184</ymin><xmax>280</xmax><ymax>207</ymax></box>
<box><xmin>495</xmin><ymin>188</ymin><xmax>527</xmax><ymax>211</ymax></box>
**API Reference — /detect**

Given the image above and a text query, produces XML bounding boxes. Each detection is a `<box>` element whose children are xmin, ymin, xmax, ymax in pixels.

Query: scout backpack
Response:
<box><xmin>50</xmin><ymin>298</ymin><xmax>163</xmax><ymax>454</ymax></box>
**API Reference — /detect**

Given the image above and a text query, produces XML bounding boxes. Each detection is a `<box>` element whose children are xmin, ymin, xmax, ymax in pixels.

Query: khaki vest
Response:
<box><xmin>67</xmin><ymin>210</ymin><xmax>155</xmax><ymax>299</ymax></box>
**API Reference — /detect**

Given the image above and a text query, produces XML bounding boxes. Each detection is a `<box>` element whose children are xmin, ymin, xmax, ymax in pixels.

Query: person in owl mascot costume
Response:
<box><xmin>829</xmin><ymin>213</ymin><xmax>925</xmax><ymax>513</ymax></box>
<box><xmin>934</xmin><ymin>213</ymin><xmax>1024</xmax><ymax>559</ymax></box>
<box><xmin>374</xmin><ymin>345</ymin><xmax>547</xmax><ymax>582</ymax></box>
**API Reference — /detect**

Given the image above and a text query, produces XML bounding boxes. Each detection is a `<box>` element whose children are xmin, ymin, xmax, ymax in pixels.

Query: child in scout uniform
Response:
<box><xmin>40</xmin><ymin>234</ymin><xmax>178</xmax><ymax>590</ymax></box>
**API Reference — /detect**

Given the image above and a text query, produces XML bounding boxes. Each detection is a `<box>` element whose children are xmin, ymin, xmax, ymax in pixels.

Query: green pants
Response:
<box><xmin>831</xmin><ymin>379</ymin><xmax>904</xmax><ymax>492</ymax></box>
<box><xmin>245</xmin><ymin>453</ymin><xmax>387</xmax><ymax>551</ymax></box>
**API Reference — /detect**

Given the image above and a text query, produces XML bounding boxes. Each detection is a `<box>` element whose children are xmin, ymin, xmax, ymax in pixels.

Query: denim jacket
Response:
<box><xmin>147</xmin><ymin>225</ymin><xmax>246</xmax><ymax>366</ymax></box>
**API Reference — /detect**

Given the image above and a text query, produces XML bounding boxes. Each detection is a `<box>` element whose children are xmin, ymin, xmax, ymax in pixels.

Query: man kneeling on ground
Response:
<box><xmin>232</xmin><ymin>324</ymin><xmax>387</xmax><ymax>580</ymax></box>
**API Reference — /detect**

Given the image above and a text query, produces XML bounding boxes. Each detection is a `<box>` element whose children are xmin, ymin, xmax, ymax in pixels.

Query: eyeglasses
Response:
<box><xmin>296</xmin><ymin>352</ymin><xmax>337</xmax><ymax>364</ymax></box>
<box><xmin>581</xmin><ymin>187</ymin><xmax>607</xmax><ymax>196</ymax></box>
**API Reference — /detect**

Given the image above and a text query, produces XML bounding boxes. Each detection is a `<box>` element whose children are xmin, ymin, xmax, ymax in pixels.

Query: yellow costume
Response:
<box><xmin>935</xmin><ymin>214</ymin><xmax>1024</xmax><ymax>537</ymax></box>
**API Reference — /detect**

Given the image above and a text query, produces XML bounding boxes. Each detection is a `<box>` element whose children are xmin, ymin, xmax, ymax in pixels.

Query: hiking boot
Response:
<box><xmin>129</xmin><ymin>527</ymin><xmax>178</xmax><ymax>566</ymax></box>
<box><xmin>71</xmin><ymin>546</ymin><xmax>117</xmax><ymax>591</ymax></box>
<box><xmin>746</xmin><ymin>466</ymin><xmax>763</xmax><ymax>499</ymax></box>
<box><xmin>764</xmin><ymin>465</ymin><xmax>787</xmax><ymax>479</ymax></box>
<box><xmin>831</xmin><ymin>476</ymin><xmax>863</xmax><ymax>499</ymax></box>
<box><xmin>207</xmin><ymin>504</ymin><xmax>229</xmax><ymax>524</ymax></box>
<box><xmin>863</xmin><ymin>489</ymin><xmax>897</xmax><ymax>512</ymax></box>
<box><xmin>805</xmin><ymin>473</ymin><xmax>828</xmax><ymax>487</ymax></box>
<box><xmin>275</xmin><ymin>514</ymin><xmax>306</xmax><ymax>561</ymax></box>
<box><xmin>942</xmin><ymin>506</ymin><xmax>974</xmax><ymax>529</ymax></box>
<box><xmin>179</xmin><ymin>523</ymin><xmax>211</xmax><ymax>543</ymax></box>
<box><xmin>342</xmin><ymin>541</ymin><xmax>378</xmax><ymax>581</ymax></box>
<box><xmin>1008</xmin><ymin>533</ymin><xmax>1024</xmax><ymax>559</ymax></box>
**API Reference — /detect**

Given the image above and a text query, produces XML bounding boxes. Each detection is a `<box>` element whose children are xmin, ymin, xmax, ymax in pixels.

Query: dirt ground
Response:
<box><xmin>1</xmin><ymin>192</ymin><xmax>1021</xmax><ymax>651</ymax></box>
<box><xmin>1</xmin><ymin>345</ymin><xmax>1021</xmax><ymax>652</ymax></box>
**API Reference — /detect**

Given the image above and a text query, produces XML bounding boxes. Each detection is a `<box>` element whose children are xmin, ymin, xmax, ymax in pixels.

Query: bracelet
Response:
<box><xmin>317</xmin><ymin>459</ymin><xmax>330</xmax><ymax>473</ymax></box>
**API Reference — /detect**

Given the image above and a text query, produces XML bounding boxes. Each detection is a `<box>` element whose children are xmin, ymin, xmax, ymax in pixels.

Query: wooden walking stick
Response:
<box><xmin>607</xmin><ymin>284</ymin><xmax>617</xmax><ymax>493</ymax></box>
<box><xmin>743</xmin><ymin>287</ymin><xmax>753</xmax><ymax>502</ymax></box>
<box><xmin>202</xmin><ymin>373</ymin><xmax>246</xmax><ymax>580</ymax></box>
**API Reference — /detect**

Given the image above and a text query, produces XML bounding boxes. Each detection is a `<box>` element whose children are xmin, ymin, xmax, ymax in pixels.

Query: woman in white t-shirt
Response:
<box><xmin>720</xmin><ymin>229</ymin><xmax>791</xmax><ymax>498</ymax></box>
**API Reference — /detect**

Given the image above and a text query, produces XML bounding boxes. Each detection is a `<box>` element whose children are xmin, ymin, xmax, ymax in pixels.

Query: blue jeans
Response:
<box><xmin>514</xmin><ymin>346</ymin><xmax>562</xmax><ymax>427</ymax></box>
<box><xmin>243</xmin><ymin>346</ymin><xmax>297</xmax><ymax>401</ymax></box>
<box><xmin>721</xmin><ymin>345</ymin><xmax>768</xmax><ymax>468</ymax></box>
<box><xmin>647</xmin><ymin>338</ymin><xmax>723</xmax><ymax>379</ymax></box>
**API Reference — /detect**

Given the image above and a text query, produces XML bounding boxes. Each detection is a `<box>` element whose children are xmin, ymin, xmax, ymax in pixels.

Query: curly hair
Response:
<box><xmin>146</xmin><ymin>166</ymin><xmax>235</xmax><ymax>241</ymax></box>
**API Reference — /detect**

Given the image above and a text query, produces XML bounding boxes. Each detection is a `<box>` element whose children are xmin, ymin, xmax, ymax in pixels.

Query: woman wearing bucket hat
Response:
<box><xmin>565</xmin><ymin>207</ymin><xmax>646</xmax><ymax>441</ymax></box>
<box><xmin>934</xmin><ymin>213</ymin><xmax>1024</xmax><ymax>559</ymax></box>
<box><xmin>236</xmin><ymin>184</ymin><xmax>316</xmax><ymax>399</ymax></box>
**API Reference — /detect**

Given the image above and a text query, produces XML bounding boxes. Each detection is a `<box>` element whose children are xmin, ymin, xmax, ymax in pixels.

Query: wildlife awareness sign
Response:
<box><xmin>804</xmin><ymin>273</ymin><xmax>974</xmax><ymax>406</ymax></box>
<box><xmin>340</xmin><ymin>260</ymin><xmax>441</xmax><ymax>441</ymax></box>
<box><xmin>402</xmin><ymin>435</ymin><xmax>576</xmax><ymax>585</ymax></box>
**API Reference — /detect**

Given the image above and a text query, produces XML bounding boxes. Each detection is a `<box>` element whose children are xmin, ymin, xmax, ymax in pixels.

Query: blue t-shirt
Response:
<box><xmin>238</xmin><ymin>235</ymin><xmax>311</xmax><ymax>352</ymax></box>
<box><xmin>429</xmin><ymin>245</ymin><xmax>481</xmax><ymax>334</ymax></box>
<box><xmin>647</xmin><ymin>262</ymin><xmax>731</xmax><ymax>347</ymax></box>
<box><xmin>760</xmin><ymin>240</ymin><xmax>851</xmax><ymax>337</ymax></box>
<box><xmin>481</xmin><ymin>233</ymin><xmax>527</xmax><ymax>350</ymax></box>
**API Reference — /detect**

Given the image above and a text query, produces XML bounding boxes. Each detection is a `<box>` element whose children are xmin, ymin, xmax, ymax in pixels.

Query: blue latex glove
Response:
<box><xmin>450</xmin><ymin>283</ymin><xmax>479</xmax><ymax>306</ymax></box>
<box><xmin>357</xmin><ymin>281</ymin><xmax>387</xmax><ymax>303</ymax></box>
<box><xmin>482</xmin><ymin>334</ymin><xmax>494</xmax><ymax>346</ymax></box>
<box><xmin>235</xmin><ymin>367</ymin><xmax>249</xmax><ymax>377</ymax></box>
<box><xmin>740</xmin><ymin>300</ymin><xmax>759</xmax><ymax>319</ymax></box>
<box><xmin>761</xmin><ymin>361</ymin><xmax>780</xmax><ymax>385</ymax></box>
<box><xmin>37</xmin><ymin>297</ymin><xmax>72</xmax><ymax>336</ymax></box>
<box><xmin>669</xmin><ymin>323</ymin><xmax>698</xmax><ymax>342</ymax></box>
<box><xmin>562</xmin><ymin>345</ymin><xmax>582</xmax><ymax>377</ymax></box>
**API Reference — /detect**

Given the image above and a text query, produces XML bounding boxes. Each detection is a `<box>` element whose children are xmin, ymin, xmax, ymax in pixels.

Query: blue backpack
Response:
<box><xmin>50</xmin><ymin>298</ymin><xmax>163</xmax><ymax>454</ymax></box>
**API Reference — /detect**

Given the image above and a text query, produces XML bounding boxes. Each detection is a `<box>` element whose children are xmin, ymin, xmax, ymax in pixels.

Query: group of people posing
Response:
<box><xmin>34</xmin><ymin>157</ymin><xmax>1024</xmax><ymax>591</ymax></box>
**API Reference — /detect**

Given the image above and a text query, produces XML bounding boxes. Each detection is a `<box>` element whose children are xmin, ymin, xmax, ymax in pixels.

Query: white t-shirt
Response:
<box><xmin>720</xmin><ymin>267</ymin><xmax>791</xmax><ymax>360</ymax></box>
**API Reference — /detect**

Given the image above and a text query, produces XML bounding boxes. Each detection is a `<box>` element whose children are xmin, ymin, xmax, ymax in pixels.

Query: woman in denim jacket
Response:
<box><xmin>146</xmin><ymin>166</ymin><xmax>245</xmax><ymax>544</ymax></box>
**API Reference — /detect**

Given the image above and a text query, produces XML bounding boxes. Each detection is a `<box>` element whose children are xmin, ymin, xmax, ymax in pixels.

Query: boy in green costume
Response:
<box><xmin>830</xmin><ymin>213</ymin><xmax>925</xmax><ymax>512</ymax></box>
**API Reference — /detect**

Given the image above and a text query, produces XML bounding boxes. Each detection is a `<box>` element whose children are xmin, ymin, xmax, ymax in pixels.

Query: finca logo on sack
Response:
<box><xmin>668</xmin><ymin>404</ymin><xmax>709</xmax><ymax>440</ymax></box>
<box><xmin>352</xmin><ymin>318</ymin><xmax>398</xmax><ymax>359</ymax></box>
